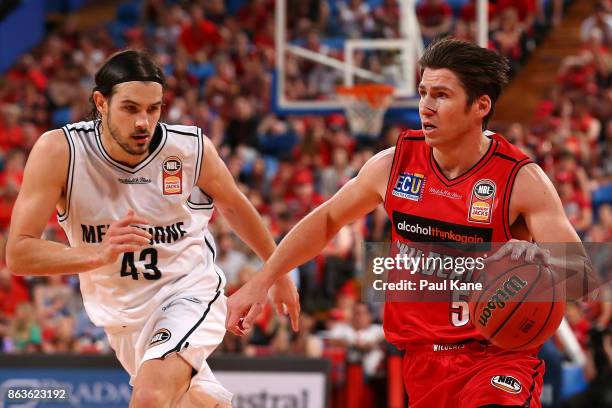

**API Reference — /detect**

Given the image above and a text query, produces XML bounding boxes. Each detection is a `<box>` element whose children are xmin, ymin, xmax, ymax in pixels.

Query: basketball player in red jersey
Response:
<box><xmin>227</xmin><ymin>38</ymin><xmax>597</xmax><ymax>407</ymax></box>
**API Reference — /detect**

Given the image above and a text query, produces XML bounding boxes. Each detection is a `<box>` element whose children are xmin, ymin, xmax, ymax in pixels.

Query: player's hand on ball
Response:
<box><xmin>97</xmin><ymin>209</ymin><xmax>151</xmax><ymax>265</ymax></box>
<box><xmin>269</xmin><ymin>275</ymin><xmax>300</xmax><ymax>332</ymax></box>
<box><xmin>226</xmin><ymin>274</ymin><xmax>268</xmax><ymax>336</ymax></box>
<box><xmin>487</xmin><ymin>239</ymin><xmax>551</xmax><ymax>266</ymax></box>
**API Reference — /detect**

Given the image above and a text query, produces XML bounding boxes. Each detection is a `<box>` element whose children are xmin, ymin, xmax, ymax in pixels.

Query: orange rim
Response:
<box><xmin>336</xmin><ymin>84</ymin><xmax>394</xmax><ymax>107</ymax></box>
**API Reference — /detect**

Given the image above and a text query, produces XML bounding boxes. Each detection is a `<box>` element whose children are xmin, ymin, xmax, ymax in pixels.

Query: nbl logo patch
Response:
<box><xmin>392</xmin><ymin>172</ymin><xmax>426</xmax><ymax>201</ymax></box>
<box><xmin>149</xmin><ymin>328</ymin><xmax>171</xmax><ymax>347</ymax></box>
<box><xmin>162</xmin><ymin>156</ymin><xmax>182</xmax><ymax>195</ymax></box>
<box><xmin>490</xmin><ymin>375</ymin><xmax>522</xmax><ymax>394</ymax></box>
<box><xmin>468</xmin><ymin>179</ymin><xmax>496</xmax><ymax>223</ymax></box>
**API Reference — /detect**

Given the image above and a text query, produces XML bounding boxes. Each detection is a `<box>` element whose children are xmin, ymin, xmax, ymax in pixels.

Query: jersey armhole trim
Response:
<box><xmin>194</xmin><ymin>127</ymin><xmax>204</xmax><ymax>187</ymax></box>
<box><xmin>186</xmin><ymin>198</ymin><xmax>214</xmax><ymax>210</ymax></box>
<box><xmin>165</xmin><ymin>128</ymin><xmax>198</xmax><ymax>138</ymax></box>
<box><xmin>58</xmin><ymin>126</ymin><xmax>76</xmax><ymax>222</ymax></box>
<box><xmin>502</xmin><ymin>158</ymin><xmax>533</xmax><ymax>240</ymax></box>
<box><xmin>493</xmin><ymin>151</ymin><xmax>519</xmax><ymax>163</ymax></box>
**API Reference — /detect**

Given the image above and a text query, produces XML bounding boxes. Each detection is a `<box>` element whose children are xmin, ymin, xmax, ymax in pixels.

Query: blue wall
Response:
<box><xmin>0</xmin><ymin>0</ymin><xmax>92</xmax><ymax>74</ymax></box>
<box><xmin>0</xmin><ymin>0</ymin><xmax>45</xmax><ymax>73</ymax></box>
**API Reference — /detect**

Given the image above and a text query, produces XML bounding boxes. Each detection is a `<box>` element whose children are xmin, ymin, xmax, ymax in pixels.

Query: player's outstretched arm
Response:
<box><xmin>6</xmin><ymin>131</ymin><xmax>152</xmax><ymax>276</ymax></box>
<box><xmin>226</xmin><ymin>147</ymin><xmax>394</xmax><ymax>335</ymax></box>
<box><xmin>501</xmin><ymin>163</ymin><xmax>599</xmax><ymax>299</ymax></box>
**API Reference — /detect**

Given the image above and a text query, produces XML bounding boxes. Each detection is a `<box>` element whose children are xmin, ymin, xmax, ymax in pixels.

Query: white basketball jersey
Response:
<box><xmin>58</xmin><ymin>120</ymin><xmax>225</xmax><ymax>327</ymax></box>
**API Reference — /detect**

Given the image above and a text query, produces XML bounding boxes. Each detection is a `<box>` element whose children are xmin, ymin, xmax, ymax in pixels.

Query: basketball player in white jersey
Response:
<box><xmin>6</xmin><ymin>50</ymin><xmax>300</xmax><ymax>408</ymax></box>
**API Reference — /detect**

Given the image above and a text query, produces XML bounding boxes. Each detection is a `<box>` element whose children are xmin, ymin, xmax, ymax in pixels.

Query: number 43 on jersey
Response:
<box><xmin>120</xmin><ymin>248</ymin><xmax>161</xmax><ymax>280</ymax></box>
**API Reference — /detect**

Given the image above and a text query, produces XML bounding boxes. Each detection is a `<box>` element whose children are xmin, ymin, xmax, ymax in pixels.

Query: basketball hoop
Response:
<box><xmin>336</xmin><ymin>84</ymin><xmax>394</xmax><ymax>137</ymax></box>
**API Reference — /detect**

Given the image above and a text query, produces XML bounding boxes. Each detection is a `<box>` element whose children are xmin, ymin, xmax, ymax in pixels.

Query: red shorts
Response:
<box><xmin>402</xmin><ymin>341</ymin><xmax>545</xmax><ymax>408</ymax></box>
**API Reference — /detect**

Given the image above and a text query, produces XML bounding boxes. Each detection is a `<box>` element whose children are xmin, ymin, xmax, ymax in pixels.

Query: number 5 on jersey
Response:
<box><xmin>120</xmin><ymin>248</ymin><xmax>161</xmax><ymax>280</ymax></box>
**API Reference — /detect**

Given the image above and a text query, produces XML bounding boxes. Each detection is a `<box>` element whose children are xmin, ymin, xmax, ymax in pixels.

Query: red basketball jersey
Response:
<box><xmin>383</xmin><ymin>129</ymin><xmax>532</xmax><ymax>348</ymax></box>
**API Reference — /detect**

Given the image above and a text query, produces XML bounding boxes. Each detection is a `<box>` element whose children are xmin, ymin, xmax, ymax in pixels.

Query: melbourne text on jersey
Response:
<box><xmin>81</xmin><ymin>222</ymin><xmax>188</xmax><ymax>245</ymax></box>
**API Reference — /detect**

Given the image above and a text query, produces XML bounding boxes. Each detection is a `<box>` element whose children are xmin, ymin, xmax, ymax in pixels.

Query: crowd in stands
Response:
<box><xmin>0</xmin><ymin>0</ymin><xmax>610</xmax><ymax>406</ymax></box>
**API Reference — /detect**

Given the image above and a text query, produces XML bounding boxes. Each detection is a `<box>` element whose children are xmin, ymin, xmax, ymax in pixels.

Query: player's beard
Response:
<box><xmin>105</xmin><ymin>109</ymin><xmax>149</xmax><ymax>156</ymax></box>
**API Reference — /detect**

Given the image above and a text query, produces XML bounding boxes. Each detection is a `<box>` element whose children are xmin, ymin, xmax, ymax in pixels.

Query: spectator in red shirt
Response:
<box><xmin>459</xmin><ymin>0</ymin><xmax>497</xmax><ymax>25</ymax></box>
<box><xmin>0</xmin><ymin>199</ymin><xmax>12</xmax><ymax>230</ymax></box>
<box><xmin>0</xmin><ymin>148</ymin><xmax>25</xmax><ymax>230</ymax></box>
<box><xmin>253</xmin><ymin>17</ymin><xmax>275</xmax><ymax>51</ymax></box>
<box><xmin>458</xmin><ymin>0</ymin><xmax>499</xmax><ymax>41</ymax></box>
<box><xmin>6</xmin><ymin>54</ymin><xmax>48</xmax><ymax>94</ymax></box>
<box><xmin>179</xmin><ymin>4</ymin><xmax>225</xmax><ymax>56</ymax></box>
<box><xmin>416</xmin><ymin>0</ymin><xmax>453</xmax><ymax>44</ymax></box>
<box><xmin>0</xmin><ymin>265</ymin><xmax>30</xmax><ymax>319</ymax></box>
<box><xmin>0</xmin><ymin>105</ymin><xmax>24</xmax><ymax>151</ymax></box>
<box><xmin>204</xmin><ymin>54</ymin><xmax>240</xmax><ymax>118</ymax></box>
<box><xmin>0</xmin><ymin>149</ymin><xmax>25</xmax><ymax>197</ymax></box>
<box><xmin>566</xmin><ymin>302</ymin><xmax>592</xmax><ymax>350</ymax></box>
<box><xmin>286</xmin><ymin>169</ymin><xmax>324</xmax><ymax>219</ymax></box>
<box><xmin>496</xmin><ymin>0</ymin><xmax>536</xmax><ymax>30</ymax></box>
<box><xmin>236</xmin><ymin>0</ymin><xmax>273</xmax><ymax>34</ymax></box>
<box><xmin>558</xmin><ymin>178</ymin><xmax>593</xmax><ymax>235</ymax></box>
<box><xmin>229</xmin><ymin>31</ymin><xmax>255</xmax><ymax>78</ymax></box>
<box><xmin>270</xmin><ymin>157</ymin><xmax>295</xmax><ymax>201</ymax></box>
<box><xmin>492</xmin><ymin>8</ymin><xmax>525</xmax><ymax>70</ymax></box>
<box><xmin>554</xmin><ymin>150</ymin><xmax>591</xmax><ymax>196</ymax></box>
<box><xmin>566</xmin><ymin>100</ymin><xmax>602</xmax><ymax>163</ymax></box>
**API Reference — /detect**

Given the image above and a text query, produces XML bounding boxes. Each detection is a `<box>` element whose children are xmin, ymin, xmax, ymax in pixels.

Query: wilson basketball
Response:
<box><xmin>470</xmin><ymin>260</ymin><xmax>565</xmax><ymax>350</ymax></box>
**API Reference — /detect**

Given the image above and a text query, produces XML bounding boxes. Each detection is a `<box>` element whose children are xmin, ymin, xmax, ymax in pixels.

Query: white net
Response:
<box><xmin>337</xmin><ymin>84</ymin><xmax>394</xmax><ymax>137</ymax></box>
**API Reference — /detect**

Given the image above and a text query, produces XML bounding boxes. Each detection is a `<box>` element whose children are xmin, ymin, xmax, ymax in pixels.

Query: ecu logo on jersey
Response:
<box><xmin>392</xmin><ymin>172</ymin><xmax>426</xmax><ymax>201</ymax></box>
<box><xmin>468</xmin><ymin>179</ymin><xmax>496</xmax><ymax>223</ymax></box>
<box><xmin>162</xmin><ymin>156</ymin><xmax>182</xmax><ymax>195</ymax></box>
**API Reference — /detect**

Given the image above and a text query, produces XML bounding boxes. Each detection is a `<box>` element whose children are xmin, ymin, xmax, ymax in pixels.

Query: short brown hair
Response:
<box><xmin>418</xmin><ymin>38</ymin><xmax>510</xmax><ymax>129</ymax></box>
